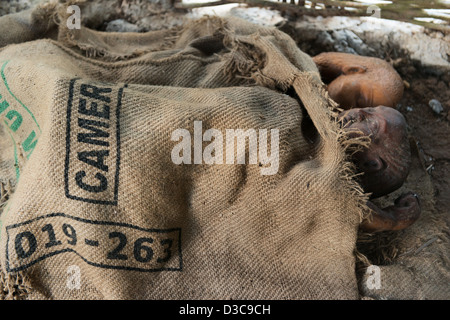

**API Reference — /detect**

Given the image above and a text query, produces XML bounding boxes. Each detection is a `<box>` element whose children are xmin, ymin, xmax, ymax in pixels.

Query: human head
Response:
<box><xmin>326</xmin><ymin>66</ymin><xmax>404</xmax><ymax>110</ymax></box>
<box><xmin>313</xmin><ymin>52</ymin><xmax>404</xmax><ymax>109</ymax></box>
<box><xmin>338</xmin><ymin>106</ymin><xmax>411</xmax><ymax>198</ymax></box>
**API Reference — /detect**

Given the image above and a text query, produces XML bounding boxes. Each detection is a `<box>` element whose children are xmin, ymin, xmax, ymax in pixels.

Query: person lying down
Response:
<box><xmin>314</xmin><ymin>52</ymin><xmax>420</xmax><ymax>233</ymax></box>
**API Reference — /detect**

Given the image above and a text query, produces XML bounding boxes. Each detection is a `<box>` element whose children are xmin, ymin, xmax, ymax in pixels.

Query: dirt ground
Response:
<box><xmin>398</xmin><ymin>68</ymin><xmax>450</xmax><ymax>231</ymax></box>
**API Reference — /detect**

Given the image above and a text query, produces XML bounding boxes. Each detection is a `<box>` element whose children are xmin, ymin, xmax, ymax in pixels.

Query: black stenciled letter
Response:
<box><xmin>64</xmin><ymin>80</ymin><xmax>122</xmax><ymax>205</ymax></box>
<box><xmin>77</xmin><ymin>118</ymin><xmax>110</xmax><ymax>146</ymax></box>
<box><xmin>80</xmin><ymin>84</ymin><xmax>112</xmax><ymax>103</ymax></box>
<box><xmin>42</xmin><ymin>224</ymin><xmax>62</xmax><ymax>248</ymax></box>
<box><xmin>15</xmin><ymin>231</ymin><xmax>37</xmax><ymax>259</ymax></box>
<box><xmin>107</xmin><ymin>231</ymin><xmax>128</xmax><ymax>260</ymax></box>
<box><xmin>78</xmin><ymin>150</ymin><xmax>109</xmax><ymax>172</ymax></box>
<box><xmin>134</xmin><ymin>238</ymin><xmax>154</xmax><ymax>263</ymax></box>
<box><xmin>75</xmin><ymin>171</ymin><xmax>108</xmax><ymax>193</ymax></box>
<box><xmin>79</xmin><ymin>99</ymin><xmax>110</xmax><ymax>120</ymax></box>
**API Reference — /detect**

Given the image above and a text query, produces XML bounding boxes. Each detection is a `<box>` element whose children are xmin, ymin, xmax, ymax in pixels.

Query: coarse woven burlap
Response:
<box><xmin>0</xmin><ymin>3</ymin><xmax>370</xmax><ymax>300</ymax></box>
<box><xmin>0</xmin><ymin>1</ymin><xmax>57</xmax><ymax>48</ymax></box>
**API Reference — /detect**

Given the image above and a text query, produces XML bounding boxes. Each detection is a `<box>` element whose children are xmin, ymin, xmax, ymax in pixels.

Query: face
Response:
<box><xmin>339</xmin><ymin>106</ymin><xmax>410</xmax><ymax>197</ymax></box>
<box><xmin>328</xmin><ymin>75</ymin><xmax>396</xmax><ymax>109</ymax></box>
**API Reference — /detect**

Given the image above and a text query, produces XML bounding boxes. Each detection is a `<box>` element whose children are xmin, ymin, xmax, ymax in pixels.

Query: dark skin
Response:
<box><xmin>313</xmin><ymin>53</ymin><xmax>420</xmax><ymax>232</ymax></box>
<box><xmin>338</xmin><ymin>107</ymin><xmax>420</xmax><ymax>232</ymax></box>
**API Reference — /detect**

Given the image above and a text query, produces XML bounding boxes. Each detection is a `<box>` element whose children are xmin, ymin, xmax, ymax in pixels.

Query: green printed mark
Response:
<box><xmin>22</xmin><ymin>130</ymin><xmax>37</xmax><ymax>159</ymax></box>
<box><xmin>0</xmin><ymin>95</ymin><xmax>9</xmax><ymax>113</ymax></box>
<box><xmin>0</xmin><ymin>60</ymin><xmax>41</xmax><ymax>179</ymax></box>
<box><xmin>1</xmin><ymin>60</ymin><xmax>41</xmax><ymax>133</ymax></box>
<box><xmin>5</xmin><ymin>110</ymin><xmax>23</xmax><ymax>132</ymax></box>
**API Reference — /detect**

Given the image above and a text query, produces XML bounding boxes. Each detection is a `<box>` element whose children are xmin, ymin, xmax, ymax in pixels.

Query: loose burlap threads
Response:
<box><xmin>0</xmin><ymin>5</ymin><xmax>369</xmax><ymax>299</ymax></box>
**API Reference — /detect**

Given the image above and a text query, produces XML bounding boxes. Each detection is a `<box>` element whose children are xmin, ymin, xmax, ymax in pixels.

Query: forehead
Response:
<box><xmin>376</xmin><ymin>107</ymin><xmax>406</xmax><ymax>129</ymax></box>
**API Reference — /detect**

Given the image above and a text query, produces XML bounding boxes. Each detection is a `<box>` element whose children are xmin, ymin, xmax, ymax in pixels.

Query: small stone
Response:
<box><xmin>429</xmin><ymin>99</ymin><xmax>443</xmax><ymax>114</ymax></box>
<box><xmin>403</xmin><ymin>80</ymin><xmax>410</xmax><ymax>89</ymax></box>
<box><xmin>105</xmin><ymin>19</ymin><xmax>141</xmax><ymax>33</ymax></box>
<box><xmin>406</xmin><ymin>106</ymin><xmax>413</xmax><ymax>112</ymax></box>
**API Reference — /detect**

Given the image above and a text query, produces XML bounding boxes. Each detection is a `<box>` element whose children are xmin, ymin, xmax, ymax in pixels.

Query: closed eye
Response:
<box><xmin>379</xmin><ymin>157</ymin><xmax>387</xmax><ymax>170</ymax></box>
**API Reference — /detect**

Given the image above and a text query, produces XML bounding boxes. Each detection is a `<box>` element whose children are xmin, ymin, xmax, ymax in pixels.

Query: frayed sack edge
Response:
<box><xmin>0</xmin><ymin>183</ymin><xmax>31</xmax><ymax>300</ymax></box>
<box><xmin>0</xmin><ymin>268</ymin><xmax>32</xmax><ymax>300</ymax></box>
<box><xmin>55</xmin><ymin>0</ymin><xmax>183</xmax><ymax>61</ymax></box>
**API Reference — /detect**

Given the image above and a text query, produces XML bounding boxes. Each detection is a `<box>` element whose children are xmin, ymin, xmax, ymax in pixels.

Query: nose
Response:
<box><xmin>360</xmin><ymin>157</ymin><xmax>384</xmax><ymax>173</ymax></box>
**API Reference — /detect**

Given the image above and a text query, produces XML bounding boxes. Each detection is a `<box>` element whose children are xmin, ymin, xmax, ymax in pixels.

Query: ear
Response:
<box><xmin>342</xmin><ymin>65</ymin><xmax>367</xmax><ymax>75</ymax></box>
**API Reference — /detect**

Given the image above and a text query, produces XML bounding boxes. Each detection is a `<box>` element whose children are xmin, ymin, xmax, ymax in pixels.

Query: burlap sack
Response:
<box><xmin>0</xmin><ymin>1</ymin><xmax>57</xmax><ymax>47</ymax></box>
<box><xmin>0</xmin><ymin>5</ymin><xmax>370</xmax><ymax>300</ymax></box>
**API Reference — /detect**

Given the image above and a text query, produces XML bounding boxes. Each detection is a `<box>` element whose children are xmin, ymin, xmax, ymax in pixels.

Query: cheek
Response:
<box><xmin>371</xmin><ymin>88</ymin><xmax>393</xmax><ymax>108</ymax></box>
